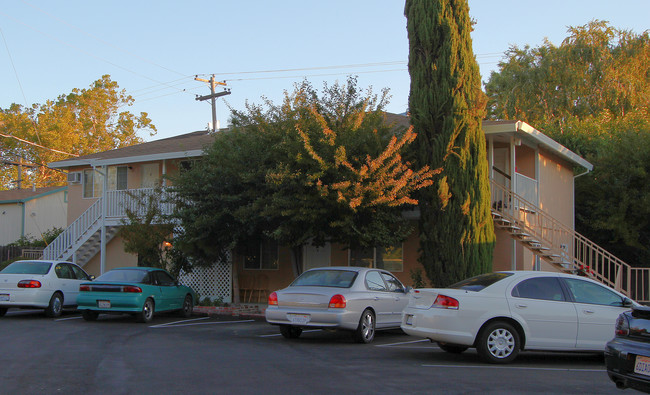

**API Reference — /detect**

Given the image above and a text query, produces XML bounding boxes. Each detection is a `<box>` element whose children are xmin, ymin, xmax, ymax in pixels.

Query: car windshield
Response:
<box><xmin>95</xmin><ymin>269</ymin><xmax>149</xmax><ymax>283</ymax></box>
<box><xmin>291</xmin><ymin>270</ymin><xmax>357</xmax><ymax>288</ymax></box>
<box><xmin>448</xmin><ymin>272</ymin><xmax>513</xmax><ymax>292</ymax></box>
<box><xmin>1</xmin><ymin>260</ymin><xmax>52</xmax><ymax>275</ymax></box>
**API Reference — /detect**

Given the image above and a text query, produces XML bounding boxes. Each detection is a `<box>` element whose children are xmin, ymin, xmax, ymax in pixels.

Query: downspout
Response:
<box><xmin>20</xmin><ymin>201</ymin><xmax>25</xmax><ymax>239</ymax></box>
<box><xmin>572</xmin><ymin>168</ymin><xmax>592</xmax><ymax>232</ymax></box>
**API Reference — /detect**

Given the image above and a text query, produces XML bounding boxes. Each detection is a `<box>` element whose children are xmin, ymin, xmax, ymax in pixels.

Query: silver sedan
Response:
<box><xmin>265</xmin><ymin>266</ymin><xmax>409</xmax><ymax>343</ymax></box>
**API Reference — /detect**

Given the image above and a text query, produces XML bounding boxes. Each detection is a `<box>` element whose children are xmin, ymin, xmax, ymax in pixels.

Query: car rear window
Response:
<box><xmin>95</xmin><ymin>269</ymin><xmax>149</xmax><ymax>283</ymax></box>
<box><xmin>1</xmin><ymin>261</ymin><xmax>52</xmax><ymax>275</ymax></box>
<box><xmin>291</xmin><ymin>270</ymin><xmax>358</xmax><ymax>288</ymax></box>
<box><xmin>448</xmin><ymin>272</ymin><xmax>513</xmax><ymax>292</ymax></box>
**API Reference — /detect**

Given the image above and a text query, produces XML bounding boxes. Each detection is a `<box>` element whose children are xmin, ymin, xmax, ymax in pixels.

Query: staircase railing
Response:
<box><xmin>490</xmin><ymin>179</ymin><xmax>649</xmax><ymax>302</ymax></box>
<box><xmin>42</xmin><ymin>197</ymin><xmax>103</xmax><ymax>260</ymax></box>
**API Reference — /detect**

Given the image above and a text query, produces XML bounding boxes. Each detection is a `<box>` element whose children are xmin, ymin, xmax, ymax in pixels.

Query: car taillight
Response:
<box><xmin>433</xmin><ymin>294</ymin><xmax>459</xmax><ymax>309</ymax></box>
<box><xmin>17</xmin><ymin>280</ymin><xmax>41</xmax><ymax>288</ymax></box>
<box><xmin>268</xmin><ymin>292</ymin><xmax>278</xmax><ymax>306</ymax></box>
<box><xmin>121</xmin><ymin>286</ymin><xmax>142</xmax><ymax>293</ymax></box>
<box><xmin>615</xmin><ymin>314</ymin><xmax>630</xmax><ymax>336</ymax></box>
<box><xmin>79</xmin><ymin>285</ymin><xmax>91</xmax><ymax>292</ymax></box>
<box><xmin>329</xmin><ymin>294</ymin><xmax>346</xmax><ymax>308</ymax></box>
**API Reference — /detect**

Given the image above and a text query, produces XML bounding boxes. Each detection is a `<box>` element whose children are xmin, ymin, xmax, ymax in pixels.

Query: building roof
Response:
<box><xmin>48</xmin><ymin>114</ymin><xmax>592</xmax><ymax>171</ymax></box>
<box><xmin>0</xmin><ymin>186</ymin><xmax>67</xmax><ymax>204</ymax></box>
<box><xmin>49</xmin><ymin>130</ymin><xmax>212</xmax><ymax>169</ymax></box>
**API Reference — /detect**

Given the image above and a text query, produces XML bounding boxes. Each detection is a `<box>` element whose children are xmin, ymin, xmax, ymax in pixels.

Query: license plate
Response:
<box><xmin>635</xmin><ymin>355</ymin><xmax>650</xmax><ymax>377</ymax></box>
<box><xmin>405</xmin><ymin>314</ymin><xmax>414</xmax><ymax>325</ymax></box>
<box><xmin>97</xmin><ymin>300</ymin><xmax>111</xmax><ymax>309</ymax></box>
<box><xmin>0</xmin><ymin>294</ymin><xmax>9</xmax><ymax>302</ymax></box>
<box><xmin>287</xmin><ymin>313</ymin><xmax>310</xmax><ymax>325</ymax></box>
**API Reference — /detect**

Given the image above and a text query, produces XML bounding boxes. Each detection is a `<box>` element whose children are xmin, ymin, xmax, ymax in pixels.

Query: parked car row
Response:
<box><xmin>0</xmin><ymin>260</ymin><xmax>196</xmax><ymax>323</ymax></box>
<box><xmin>265</xmin><ymin>266</ymin><xmax>650</xmax><ymax>392</ymax></box>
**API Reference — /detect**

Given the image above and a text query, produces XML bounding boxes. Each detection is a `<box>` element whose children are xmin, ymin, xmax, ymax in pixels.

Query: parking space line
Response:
<box><xmin>152</xmin><ymin>316</ymin><xmax>211</xmax><ymax>327</ymax></box>
<box><xmin>259</xmin><ymin>329</ymin><xmax>321</xmax><ymax>338</ymax></box>
<box><xmin>376</xmin><ymin>339</ymin><xmax>430</xmax><ymax>347</ymax></box>
<box><xmin>150</xmin><ymin>319</ymin><xmax>255</xmax><ymax>328</ymax></box>
<box><xmin>55</xmin><ymin>316</ymin><xmax>83</xmax><ymax>321</ymax></box>
<box><xmin>422</xmin><ymin>364</ymin><xmax>606</xmax><ymax>372</ymax></box>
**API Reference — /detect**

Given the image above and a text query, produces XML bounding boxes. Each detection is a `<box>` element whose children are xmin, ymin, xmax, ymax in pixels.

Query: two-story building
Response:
<box><xmin>45</xmin><ymin>114</ymin><xmax>647</xmax><ymax>304</ymax></box>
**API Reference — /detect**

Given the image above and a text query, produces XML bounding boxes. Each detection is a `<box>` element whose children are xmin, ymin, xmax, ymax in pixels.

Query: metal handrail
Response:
<box><xmin>490</xmin><ymin>179</ymin><xmax>649</xmax><ymax>302</ymax></box>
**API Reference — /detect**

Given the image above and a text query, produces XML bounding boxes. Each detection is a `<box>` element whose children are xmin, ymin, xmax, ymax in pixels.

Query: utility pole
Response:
<box><xmin>195</xmin><ymin>75</ymin><xmax>231</xmax><ymax>132</ymax></box>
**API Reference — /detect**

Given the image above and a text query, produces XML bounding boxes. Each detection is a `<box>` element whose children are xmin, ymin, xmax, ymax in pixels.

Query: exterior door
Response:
<box><xmin>508</xmin><ymin>277</ymin><xmax>578</xmax><ymax>349</ymax></box>
<box><xmin>562</xmin><ymin>278</ymin><xmax>631</xmax><ymax>349</ymax></box>
<box><xmin>303</xmin><ymin>243</ymin><xmax>331</xmax><ymax>272</ymax></box>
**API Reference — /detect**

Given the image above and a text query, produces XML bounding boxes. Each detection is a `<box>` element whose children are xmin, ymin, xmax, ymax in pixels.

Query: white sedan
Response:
<box><xmin>0</xmin><ymin>260</ymin><xmax>93</xmax><ymax>318</ymax></box>
<box><xmin>401</xmin><ymin>271</ymin><xmax>638</xmax><ymax>363</ymax></box>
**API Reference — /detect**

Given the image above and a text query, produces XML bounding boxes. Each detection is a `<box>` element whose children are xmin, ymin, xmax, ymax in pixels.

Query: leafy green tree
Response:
<box><xmin>405</xmin><ymin>0</ymin><xmax>495</xmax><ymax>287</ymax></box>
<box><xmin>0</xmin><ymin>75</ymin><xmax>156</xmax><ymax>189</ymax></box>
<box><xmin>171</xmin><ymin>78</ymin><xmax>435</xmax><ymax>276</ymax></box>
<box><xmin>484</xmin><ymin>20</ymin><xmax>650</xmax><ymax>266</ymax></box>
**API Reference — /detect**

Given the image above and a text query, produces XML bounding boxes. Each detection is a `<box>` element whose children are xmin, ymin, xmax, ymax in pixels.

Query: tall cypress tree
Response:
<box><xmin>405</xmin><ymin>0</ymin><xmax>495</xmax><ymax>286</ymax></box>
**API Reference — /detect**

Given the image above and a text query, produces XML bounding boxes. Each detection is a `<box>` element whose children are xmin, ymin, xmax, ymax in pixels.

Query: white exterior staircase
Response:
<box><xmin>42</xmin><ymin>188</ymin><xmax>172</xmax><ymax>267</ymax></box>
<box><xmin>491</xmin><ymin>180</ymin><xmax>649</xmax><ymax>303</ymax></box>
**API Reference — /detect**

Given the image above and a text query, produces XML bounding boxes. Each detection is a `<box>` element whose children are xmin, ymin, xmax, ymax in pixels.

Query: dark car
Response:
<box><xmin>605</xmin><ymin>304</ymin><xmax>650</xmax><ymax>393</ymax></box>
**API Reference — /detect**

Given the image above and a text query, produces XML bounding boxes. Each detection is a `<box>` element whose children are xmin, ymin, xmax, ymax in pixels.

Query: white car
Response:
<box><xmin>0</xmin><ymin>260</ymin><xmax>93</xmax><ymax>318</ymax></box>
<box><xmin>401</xmin><ymin>271</ymin><xmax>638</xmax><ymax>363</ymax></box>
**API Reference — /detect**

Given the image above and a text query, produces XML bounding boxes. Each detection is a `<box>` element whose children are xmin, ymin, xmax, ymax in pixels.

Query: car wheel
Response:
<box><xmin>45</xmin><ymin>292</ymin><xmax>63</xmax><ymax>318</ymax></box>
<box><xmin>353</xmin><ymin>309</ymin><xmax>376</xmax><ymax>344</ymax></box>
<box><xmin>179</xmin><ymin>295</ymin><xmax>193</xmax><ymax>318</ymax></box>
<box><xmin>477</xmin><ymin>321</ymin><xmax>520</xmax><ymax>363</ymax></box>
<box><xmin>279</xmin><ymin>325</ymin><xmax>302</xmax><ymax>339</ymax></box>
<box><xmin>0</xmin><ymin>307</ymin><xmax>7</xmax><ymax>317</ymax></box>
<box><xmin>136</xmin><ymin>298</ymin><xmax>155</xmax><ymax>323</ymax></box>
<box><xmin>437</xmin><ymin>342</ymin><xmax>469</xmax><ymax>354</ymax></box>
<box><xmin>82</xmin><ymin>310</ymin><xmax>99</xmax><ymax>321</ymax></box>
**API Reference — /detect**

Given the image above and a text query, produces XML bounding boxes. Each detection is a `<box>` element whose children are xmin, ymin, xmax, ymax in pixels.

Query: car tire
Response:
<box><xmin>45</xmin><ymin>292</ymin><xmax>63</xmax><ymax>318</ymax></box>
<box><xmin>353</xmin><ymin>309</ymin><xmax>376</xmax><ymax>344</ymax></box>
<box><xmin>477</xmin><ymin>321</ymin><xmax>520</xmax><ymax>364</ymax></box>
<box><xmin>82</xmin><ymin>310</ymin><xmax>99</xmax><ymax>321</ymax></box>
<box><xmin>136</xmin><ymin>298</ymin><xmax>155</xmax><ymax>323</ymax></box>
<box><xmin>0</xmin><ymin>307</ymin><xmax>7</xmax><ymax>317</ymax></box>
<box><xmin>279</xmin><ymin>325</ymin><xmax>302</xmax><ymax>339</ymax></box>
<box><xmin>179</xmin><ymin>295</ymin><xmax>193</xmax><ymax>318</ymax></box>
<box><xmin>437</xmin><ymin>342</ymin><xmax>469</xmax><ymax>354</ymax></box>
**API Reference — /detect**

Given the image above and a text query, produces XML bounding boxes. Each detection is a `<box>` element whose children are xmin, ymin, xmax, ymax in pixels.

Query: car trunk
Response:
<box><xmin>278</xmin><ymin>286</ymin><xmax>338</xmax><ymax>309</ymax></box>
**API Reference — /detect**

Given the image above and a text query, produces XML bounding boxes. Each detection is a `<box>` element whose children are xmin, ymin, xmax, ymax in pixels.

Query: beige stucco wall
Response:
<box><xmin>0</xmin><ymin>204</ymin><xmax>23</xmax><ymax>245</ymax></box>
<box><xmin>82</xmin><ymin>235</ymin><xmax>137</xmax><ymax>277</ymax></box>
<box><xmin>538</xmin><ymin>152</ymin><xmax>574</xmax><ymax>227</ymax></box>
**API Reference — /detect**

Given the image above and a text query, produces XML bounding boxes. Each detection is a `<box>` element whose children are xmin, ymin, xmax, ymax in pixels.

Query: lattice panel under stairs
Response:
<box><xmin>178</xmin><ymin>252</ymin><xmax>232</xmax><ymax>303</ymax></box>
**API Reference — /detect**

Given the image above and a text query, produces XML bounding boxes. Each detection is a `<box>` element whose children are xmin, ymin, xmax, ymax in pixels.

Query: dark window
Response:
<box><xmin>55</xmin><ymin>264</ymin><xmax>74</xmax><ymax>279</ymax></box>
<box><xmin>563</xmin><ymin>278</ymin><xmax>625</xmax><ymax>306</ymax></box>
<box><xmin>449</xmin><ymin>272</ymin><xmax>514</xmax><ymax>292</ymax></box>
<box><xmin>291</xmin><ymin>270</ymin><xmax>357</xmax><ymax>288</ymax></box>
<box><xmin>512</xmin><ymin>277</ymin><xmax>565</xmax><ymax>301</ymax></box>
<box><xmin>365</xmin><ymin>271</ymin><xmax>387</xmax><ymax>291</ymax></box>
<box><xmin>243</xmin><ymin>238</ymin><xmax>278</xmax><ymax>270</ymax></box>
<box><xmin>1</xmin><ymin>261</ymin><xmax>51</xmax><ymax>275</ymax></box>
<box><xmin>70</xmin><ymin>264</ymin><xmax>90</xmax><ymax>280</ymax></box>
<box><xmin>381</xmin><ymin>272</ymin><xmax>405</xmax><ymax>292</ymax></box>
<box><xmin>154</xmin><ymin>271</ymin><xmax>176</xmax><ymax>286</ymax></box>
<box><xmin>95</xmin><ymin>269</ymin><xmax>149</xmax><ymax>283</ymax></box>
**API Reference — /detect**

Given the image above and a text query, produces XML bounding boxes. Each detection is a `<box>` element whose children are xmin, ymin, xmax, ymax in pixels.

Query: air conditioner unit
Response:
<box><xmin>67</xmin><ymin>172</ymin><xmax>82</xmax><ymax>184</ymax></box>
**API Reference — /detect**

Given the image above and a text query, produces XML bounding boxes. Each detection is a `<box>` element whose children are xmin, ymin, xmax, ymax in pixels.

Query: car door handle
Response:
<box><xmin>374</xmin><ymin>297</ymin><xmax>380</xmax><ymax>301</ymax></box>
<box><xmin>515</xmin><ymin>304</ymin><xmax>528</xmax><ymax>309</ymax></box>
<box><xmin>583</xmin><ymin>309</ymin><xmax>595</xmax><ymax>314</ymax></box>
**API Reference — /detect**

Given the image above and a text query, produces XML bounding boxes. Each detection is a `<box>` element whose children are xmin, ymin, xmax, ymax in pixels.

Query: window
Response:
<box><xmin>291</xmin><ymin>270</ymin><xmax>357</xmax><ymax>288</ymax></box>
<box><xmin>153</xmin><ymin>271</ymin><xmax>176</xmax><ymax>286</ymax></box>
<box><xmin>512</xmin><ymin>277</ymin><xmax>565</xmax><ymax>301</ymax></box>
<box><xmin>381</xmin><ymin>272</ymin><xmax>405</xmax><ymax>292</ymax></box>
<box><xmin>108</xmin><ymin>166</ymin><xmax>128</xmax><ymax>191</ymax></box>
<box><xmin>70</xmin><ymin>264</ymin><xmax>90</xmax><ymax>280</ymax></box>
<box><xmin>243</xmin><ymin>238</ymin><xmax>279</xmax><ymax>270</ymax></box>
<box><xmin>349</xmin><ymin>244</ymin><xmax>403</xmax><ymax>272</ymax></box>
<box><xmin>83</xmin><ymin>168</ymin><xmax>104</xmax><ymax>198</ymax></box>
<box><xmin>141</xmin><ymin>163</ymin><xmax>160</xmax><ymax>188</ymax></box>
<box><xmin>55</xmin><ymin>264</ymin><xmax>74</xmax><ymax>279</ymax></box>
<box><xmin>365</xmin><ymin>271</ymin><xmax>387</xmax><ymax>291</ymax></box>
<box><xmin>563</xmin><ymin>278</ymin><xmax>625</xmax><ymax>306</ymax></box>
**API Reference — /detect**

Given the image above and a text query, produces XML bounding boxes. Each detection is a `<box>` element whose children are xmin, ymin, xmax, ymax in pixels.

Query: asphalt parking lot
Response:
<box><xmin>1</xmin><ymin>308</ymin><xmax>620</xmax><ymax>395</ymax></box>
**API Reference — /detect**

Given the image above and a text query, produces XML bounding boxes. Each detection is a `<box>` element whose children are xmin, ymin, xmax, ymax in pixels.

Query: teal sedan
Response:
<box><xmin>76</xmin><ymin>267</ymin><xmax>197</xmax><ymax>323</ymax></box>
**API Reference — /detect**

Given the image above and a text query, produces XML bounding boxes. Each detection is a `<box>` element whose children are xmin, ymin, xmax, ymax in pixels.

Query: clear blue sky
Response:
<box><xmin>1</xmin><ymin>0</ymin><xmax>649</xmax><ymax>141</ymax></box>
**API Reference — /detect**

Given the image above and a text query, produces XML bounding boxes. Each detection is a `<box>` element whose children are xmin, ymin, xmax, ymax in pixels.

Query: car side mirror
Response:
<box><xmin>622</xmin><ymin>297</ymin><xmax>634</xmax><ymax>308</ymax></box>
<box><xmin>403</xmin><ymin>286</ymin><xmax>412</xmax><ymax>293</ymax></box>
<box><xmin>89</xmin><ymin>275</ymin><xmax>96</xmax><ymax>281</ymax></box>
